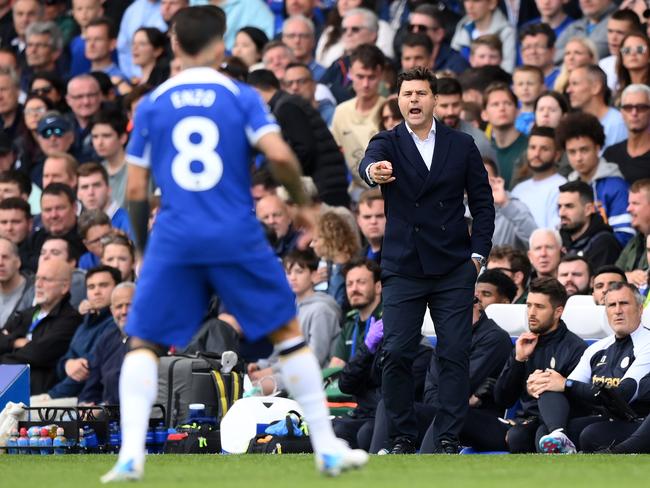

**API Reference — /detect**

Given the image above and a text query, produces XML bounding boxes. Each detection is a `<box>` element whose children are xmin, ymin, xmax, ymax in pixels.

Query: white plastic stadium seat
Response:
<box><xmin>561</xmin><ymin>305</ymin><xmax>608</xmax><ymax>339</ymax></box>
<box><xmin>484</xmin><ymin>304</ymin><xmax>527</xmax><ymax>336</ymax></box>
<box><xmin>565</xmin><ymin>295</ymin><xmax>597</xmax><ymax>307</ymax></box>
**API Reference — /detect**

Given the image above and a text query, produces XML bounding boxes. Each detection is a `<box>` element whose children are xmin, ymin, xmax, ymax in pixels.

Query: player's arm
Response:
<box><xmin>126</xmin><ymin>164</ymin><xmax>150</xmax><ymax>253</ymax></box>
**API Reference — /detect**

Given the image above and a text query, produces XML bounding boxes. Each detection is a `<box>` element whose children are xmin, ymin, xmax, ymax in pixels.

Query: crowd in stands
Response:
<box><xmin>1</xmin><ymin>0</ymin><xmax>650</xmax><ymax>455</ymax></box>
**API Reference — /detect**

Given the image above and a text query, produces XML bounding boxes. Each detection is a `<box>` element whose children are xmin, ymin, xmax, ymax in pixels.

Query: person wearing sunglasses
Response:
<box><xmin>615</xmin><ymin>32</ymin><xmax>650</xmax><ymax>100</ymax></box>
<box><xmin>603</xmin><ymin>84</ymin><xmax>650</xmax><ymax>185</ymax></box>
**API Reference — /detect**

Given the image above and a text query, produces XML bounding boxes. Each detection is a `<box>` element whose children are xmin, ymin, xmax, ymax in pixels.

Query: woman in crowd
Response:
<box><xmin>15</xmin><ymin>94</ymin><xmax>53</xmax><ymax>184</ymax></box>
<box><xmin>101</xmin><ymin>234</ymin><xmax>137</xmax><ymax>282</ymax></box>
<box><xmin>554</xmin><ymin>36</ymin><xmax>599</xmax><ymax>93</ymax></box>
<box><xmin>29</xmin><ymin>72</ymin><xmax>67</xmax><ymax>112</ymax></box>
<box><xmin>534</xmin><ymin>91</ymin><xmax>569</xmax><ymax>129</ymax></box>
<box><xmin>378</xmin><ymin>96</ymin><xmax>402</xmax><ymax>131</ymax></box>
<box><xmin>232</xmin><ymin>27</ymin><xmax>269</xmax><ymax>70</ymax></box>
<box><xmin>131</xmin><ymin>27</ymin><xmax>169</xmax><ymax>87</ymax></box>
<box><xmin>615</xmin><ymin>33</ymin><xmax>650</xmax><ymax>100</ymax></box>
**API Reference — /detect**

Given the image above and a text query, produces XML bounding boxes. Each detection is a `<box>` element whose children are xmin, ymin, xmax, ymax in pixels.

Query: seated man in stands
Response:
<box><xmin>530</xmin><ymin>282</ymin><xmax>650</xmax><ymax>453</ymax></box>
<box><xmin>0</xmin><ymin>198</ymin><xmax>34</xmax><ymax>273</ymax></box>
<box><xmin>255</xmin><ymin>194</ymin><xmax>299</xmax><ymax>258</ymax></box>
<box><xmin>30</xmin><ymin>265</ymin><xmax>121</xmax><ymax>405</ymax></box>
<box><xmin>557</xmin><ymin>255</ymin><xmax>593</xmax><ymax>297</ymax></box>
<box><xmin>462</xmin><ymin>278</ymin><xmax>587</xmax><ymax>453</ymax></box>
<box><xmin>592</xmin><ymin>265</ymin><xmax>627</xmax><ymax>305</ymax></box>
<box><xmin>487</xmin><ymin>245</ymin><xmax>532</xmax><ymax>304</ymax></box>
<box><xmin>0</xmin><ymin>259</ymin><xmax>81</xmax><ymax>395</ymax></box>
<box><xmin>78</xmin><ymin>282</ymin><xmax>134</xmax><ymax>406</ymax></box>
<box><xmin>356</xmin><ymin>189</ymin><xmax>384</xmax><ymax>264</ymax></box>
<box><xmin>528</xmin><ymin>229</ymin><xmax>563</xmax><ymax>279</ymax></box>
<box><xmin>0</xmin><ymin>237</ymin><xmax>32</xmax><ymax>329</ymax></box>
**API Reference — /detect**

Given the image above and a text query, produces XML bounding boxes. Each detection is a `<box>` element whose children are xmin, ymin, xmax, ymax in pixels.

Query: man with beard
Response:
<box><xmin>558</xmin><ymin>180</ymin><xmax>621</xmax><ymax>270</ymax></box>
<box><xmin>557</xmin><ymin>255</ymin><xmax>592</xmax><ymax>297</ymax></box>
<box><xmin>592</xmin><ymin>265</ymin><xmax>627</xmax><ymax>305</ymax></box>
<box><xmin>434</xmin><ymin>77</ymin><xmax>494</xmax><ymax>160</ymax></box>
<box><xmin>512</xmin><ymin>126</ymin><xmax>566</xmax><ymax>229</ymax></box>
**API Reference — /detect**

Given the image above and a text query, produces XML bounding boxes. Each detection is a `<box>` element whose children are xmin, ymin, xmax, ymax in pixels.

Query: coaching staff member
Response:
<box><xmin>358</xmin><ymin>67</ymin><xmax>495</xmax><ymax>454</ymax></box>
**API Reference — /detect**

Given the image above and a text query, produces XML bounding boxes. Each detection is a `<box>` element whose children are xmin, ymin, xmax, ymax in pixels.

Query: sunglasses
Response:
<box><xmin>621</xmin><ymin>45</ymin><xmax>648</xmax><ymax>55</ymax></box>
<box><xmin>30</xmin><ymin>85</ymin><xmax>53</xmax><ymax>97</ymax></box>
<box><xmin>40</xmin><ymin>127</ymin><xmax>66</xmax><ymax>138</ymax></box>
<box><xmin>408</xmin><ymin>23</ymin><xmax>436</xmax><ymax>33</ymax></box>
<box><xmin>620</xmin><ymin>104</ymin><xmax>650</xmax><ymax>113</ymax></box>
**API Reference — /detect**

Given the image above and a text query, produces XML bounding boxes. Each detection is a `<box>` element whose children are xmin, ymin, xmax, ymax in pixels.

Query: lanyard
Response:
<box><xmin>26</xmin><ymin>309</ymin><xmax>46</xmax><ymax>340</ymax></box>
<box><xmin>350</xmin><ymin>315</ymin><xmax>372</xmax><ymax>359</ymax></box>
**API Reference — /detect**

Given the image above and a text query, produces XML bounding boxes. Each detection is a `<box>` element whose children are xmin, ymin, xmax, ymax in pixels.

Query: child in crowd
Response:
<box><xmin>512</xmin><ymin>65</ymin><xmax>545</xmax><ymax>135</ymax></box>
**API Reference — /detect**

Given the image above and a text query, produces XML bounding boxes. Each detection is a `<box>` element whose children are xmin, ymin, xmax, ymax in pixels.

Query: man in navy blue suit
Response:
<box><xmin>358</xmin><ymin>67</ymin><xmax>495</xmax><ymax>454</ymax></box>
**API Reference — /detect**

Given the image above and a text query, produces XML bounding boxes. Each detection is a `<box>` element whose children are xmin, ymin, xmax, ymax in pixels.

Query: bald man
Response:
<box><xmin>256</xmin><ymin>194</ymin><xmax>300</xmax><ymax>257</ymax></box>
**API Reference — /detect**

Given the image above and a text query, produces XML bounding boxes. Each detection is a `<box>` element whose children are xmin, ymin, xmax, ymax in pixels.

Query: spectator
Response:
<box><xmin>356</xmin><ymin>188</ymin><xmax>384</xmax><ymax>264</ymax></box>
<box><xmin>7</xmin><ymin>0</ymin><xmax>43</xmax><ymax>58</ymax></box>
<box><xmin>329</xmin><ymin>258</ymin><xmax>382</xmax><ymax>368</ymax></box>
<box><xmin>531</xmin><ymin>282</ymin><xmax>650</xmax><ymax>454</ymax></box>
<box><xmin>0</xmin><ymin>258</ymin><xmax>81</xmax><ymax>395</ymax></box>
<box><xmin>282</xmin><ymin>15</ymin><xmax>324</xmax><ymax>80</ymax></box>
<box><xmin>616</xmin><ymin>179</ymin><xmax>650</xmax><ymax>286</ymax></box>
<box><xmin>483</xmin><ymin>157</ymin><xmax>537</xmax><ymax>251</ymax></box>
<box><xmin>42</xmin><ymin>152</ymin><xmax>78</xmax><ymax>192</ymax></box>
<box><xmin>534</xmin><ymin>91</ymin><xmax>569</xmax><ymax>129</ymax></box>
<box><xmin>69</xmin><ymin>0</ymin><xmax>105</xmax><ymax>77</ymax></box>
<box><xmin>23</xmin><ymin>21</ymin><xmax>63</xmax><ymax>85</ymax></box>
<box><xmin>555</xmin><ymin>0</ymin><xmax>617</xmax><ymax>63</ymax></box>
<box><xmin>77</xmin><ymin>281</ymin><xmax>134</xmax><ymax>406</ymax></box>
<box><xmin>0</xmin><ymin>67</ymin><xmax>23</xmax><ymax>141</ymax></box>
<box><xmin>451</xmin><ymin>0</ymin><xmax>516</xmax><ymax>72</ymax></box>
<box><xmin>255</xmin><ymin>193</ymin><xmax>299</xmax><ymax>258</ymax></box>
<box><xmin>558</xmin><ymin>180</ymin><xmax>621</xmax><ymax>270</ymax></box>
<box><xmin>65</xmin><ymin>74</ymin><xmax>102</xmax><ymax>163</ymax></box>
<box><xmin>378</xmin><ymin>97</ymin><xmax>402</xmax><ymax>131</ymax></box>
<box><xmin>559</xmin><ymin>112</ymin><xmax>634</xmax><ymax>246</ymax></box>
<box><xmin>400</xmin><ymin>32</ymin><xmax>433</xmax><ymax>71</ymax></box>
<box><xmin>521</xmin><ymin>0</ymin><xmax>574</xmax><ymax>40</ymax></box>
<box><xmin>433</xmin><ymin>77</ymin><xmax>495</xmax><ymax>160</ymax></box>
<box><xmin>248</xmin><ymin>69</ymin><xmax>350</xmax><ymax>207</ymax></box>
<box><xmin>519</xmin><ymin>23</ymin><xmax>560</xmax><ymax>90</ymax></box>
<box><xmin>528</xmin><ymin>228</ymin><xmax>562</xmax><ymax>278</ymax></box>
<box><xmin>77</xmin><ymin>162</ymin><xmax>132</xmax><ymax>236</ymax></box>
<box><xmin>85</xmin><ymin>17</ymin><xmax>129</xmax><ymax>94</ymax></box>
<box><xmin>512</xmin><ymin>126</ymin><xmax>566</xmax><ymax>230</ymax></box>
<box><xmin>77</xmin><ymin>209</ymin><xmax>112</xmax><ymax>270</ymax></box>
<box><xmin>101</xmin><ymin>234</ymin><xmax>136</xmax><ymax>282</ymax></box>
<box><xmin>15</xmin><ymin>94</ymin><xmax>51</xmax><ymax>189</ymax></box>
<box><xmin>0</xmin><ymin>198</ymin><xmax>33</xmax><ymax>273</ymax></box>
<box><xmin>566</xmin><ymin>64</ymin><xmax>628</xmax><ymax>150</ymax></box>
<box><xmin>592</xmin><ymin>264</ymin><xmax>627</xmax><ymax>304</ymax></box>
<box><xmin>487</xmin><ymin>245</ymin><xmax>532</xmax><ymax>303</ymax></box>
<box><xmin>557</xmin><ymin>255</ymin><xmax>593</xmax><ymax>297</ymax></box>
<box><xmin>131</xmin><ymin>27</ymin><xmax>169</xmax><ymax>87</ymax></box>
<box><xmin>28</xmin><ymin>71</ymin><xmax>66</xmax><ymax>111</ymax></box>
<box><xmin>217</xmin><ymin>0</ymin><xmax>274</xmax><ymax>53</ymax></box>
<box><xmin>31</xmin><ymin>114</ymin><xmax>75</xmax><ymax>188</ymax></box>
<box><xmin>553</xmin><ymin>36</ymin><xmax>599</xmax><ymax>94</ymax></box>
<box><xmin>0</xmin><ymin>237</ymin><xmax>30</xmax><ymax>328</ymax></box>
<box><xmin>261</xmin><ymin>40</ymin><xmax>295</xmax><ymax>81</ymax></box>
<box><xmin>282</xmin><ymin>62</ymin><xmax>335</xmax><ymax>125</ymax></box>
<box><xmin>468</xmin><ymin>34</ymin><xmax>502</xmax><ymax>69</ymax></box>
<box><xmin>330</xmin><ymin>44</ymin><xmax>385</xmax><ymax>200</ymax></box>
<box><xmin>474</xmin><ymin>268</ymin><xmax>518</xmax><ymax>306</ymax></box>
<box><xmin>0</xmin><ymin>170</ymin><xmax>32</xmax><ymax>202</ymax></box>
<box><xmin>89</xmin><ymin>108</ymin><xmax>129</xmax><ymax>208</ymax></box>
<box><xmin>599</xmin><ymin>9</ymin><xmax>643</xmax><ymax>92</ymax></box>
<box><xmin>603</xmin><ymin>84</ymin><xmax>650</xmax><ymax>185</ymax></box>
<box><xmin>231</xmin><ymin>26</ymin><xmax>268</xmax><ymax>70</ymax></box>
<box><xmin>160</xmin><ymin>0</ymin><xmax>187</xmax><ymax>25</ymax></box>
<box><xmin>512</xmin><ymin>66</ymin><xmax>545</xmax><ymax>135</ymax></box>
<box><xmin>615</xmin><ymin>32</ymin><xmax>650</xmax><ymax>102</ymax></box>
<box><xmin>482</xmin><ymin>82</ymin><xmax>528</xmax><ymax>189</ymax></box>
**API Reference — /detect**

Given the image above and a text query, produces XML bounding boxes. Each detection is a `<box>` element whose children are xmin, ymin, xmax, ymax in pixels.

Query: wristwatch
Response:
<box><xmin>565</xmin><ymin>379</ymin><xmax>574</xmax><ymax>390</ymax></box>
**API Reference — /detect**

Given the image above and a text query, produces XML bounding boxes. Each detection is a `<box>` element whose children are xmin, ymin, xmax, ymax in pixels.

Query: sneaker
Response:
<box><xmin>388</xmin><ymin>439</ymin><xmax>416</xmax><ymax>454</ymax></box>
<box><xmin>432</xmin><ymin>440</ymin><xmax>461</xmax><ymax>454</ymax></box>
<box><xmin>100</xmin><ymin>459</ymin><xmax>144</xmax><ymax>483</ymax></box>
<box><xmin>538</xmin><ymin>429</ymin><xmax>577</xmax><ymax>454</ymax></box>
<box><xmin>317</xmin><ymin>443</ymin><xmax>369</xmax><ymax>477</ymax></box>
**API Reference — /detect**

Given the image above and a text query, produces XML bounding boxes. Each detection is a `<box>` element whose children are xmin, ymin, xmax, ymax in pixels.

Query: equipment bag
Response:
<box><xmin>246</xmin><ymin>411</ymin><xmax>312</xmax><ymax>454</ymax></box>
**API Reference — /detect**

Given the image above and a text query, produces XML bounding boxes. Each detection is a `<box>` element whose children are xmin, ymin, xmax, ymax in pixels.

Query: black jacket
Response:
<box><xmin>269</xmin><ymin>90</ymin><xmax>350</xmax><ymax>207</ymax></box>
<box><xmin>494</xmin><ymin>321</ymin><xmax>587</xmax><ymax>418</ymax></box>
<box><xmin>561</xmin><ymin>213</ymin><xmax>621</xmax><ymax>270</ymax></box>
<box><xmin>0</xmin><ymin>294</ymin><xmax>81</xmax><ymax>395</ymax></box>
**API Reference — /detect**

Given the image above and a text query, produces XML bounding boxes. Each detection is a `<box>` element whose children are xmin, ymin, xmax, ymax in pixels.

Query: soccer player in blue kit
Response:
<box><xmin>101</xmin><ymin>6</ymin><xmax>368</xmax><ymax>482</ymax></box>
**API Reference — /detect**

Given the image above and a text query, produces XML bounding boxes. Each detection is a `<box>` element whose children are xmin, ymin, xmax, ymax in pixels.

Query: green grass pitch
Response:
<box><xmin>1</xmin><ymin>454</ymin><xmax>650</xmax><ymax>488</ymax></box>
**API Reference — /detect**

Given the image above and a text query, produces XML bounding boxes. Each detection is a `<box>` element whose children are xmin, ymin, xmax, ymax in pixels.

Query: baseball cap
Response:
<box><xmin>37</xmin><ymin>114</ymin><xmax>72</xmax><ymax>137</ymax></box>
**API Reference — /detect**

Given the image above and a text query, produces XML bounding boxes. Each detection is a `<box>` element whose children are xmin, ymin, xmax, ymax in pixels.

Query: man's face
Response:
<box><xmin>38</xmin><ymin>237</ymin><xmax>71</xmax><ymax>268</ymax></box>
<box><xmin>78</xmin><ymin>173</ymin><xmax>110</xmax><ymax>210</ymax></box>
<box><xmin>566</xmin><ymin>67</ymin><xmax>593</xmax><ymax>109</ymax></box>
<box><xmin>341</xmin><ymin>13</ymin><xmax>376</xmax><ymax>53</ymax></box>
<box><xmin>84</xmin><ymin>223</ymin><xmax>111</xmax><ymax>257</ymax></box>
<box><xmin>357</xmin><ymin>199</ymin><xmax>385</xmax><ymax>241</ymax></box>
<box><xmin>43</xmin><ymin>157</ymin><xmax>76</xmax><ymax>188</ymax></box>
<box><xmin>37</xmin><ymin>129</ymin><xmax>75</xmax><ymax>157</ymax></box>
<box><xmin>527</xmin><ymin>291</ymin><xmax>562</xmax><ymax>334</ymax></box>
<box><xmin>285</xmin><ymin>262</ymin><xmax>314</xmax><ymax>296</ymax></box>
<box><xmin>66</xmin><ymin>77</ymin><xmax>102</xmax><ymax>120</ymax></box>
<box><xmin>110</xmin><ymin>285</ymin><xmax>133</xmax><ymax>329</ymax></box>
<box><xmin>84</xmin><ymin>24</ymin><xmax>113</xmax><ymax>62</ymax></box>
<box><xmin>628</xmin><ymin>189</ymin><xmax>650</xmax><ymax>234</ymax></box>
<box><xmin>0</xmin><ymin>239</ymin><xmax>20</xmax><ymax>284</ymax></box>
<box><xmin>102</xmin><ymin>243</ymin><xmax>133</xmax><ymax>281</ymax></box>
<box><xmin>401</xmin><ymin>45</ymin><xmax>430</xmax><ymax>71</ymax></box>
<box><xmin>605</xmin><ymin>286</ymin><xmax>642</xmax><ymax>338</ymax></box>
<box><xmin>13</xmin><ymin>0</ymin><xmax>41</xmax><ymax>37</ymax></box>
<box><xmin>398</xmin><ymin>79</ymin><xmax>436</xmax><ymax>130</ymax></box>
<box><xmin>86</xmin><ymin>270</ymin><xmax>116</xmax><ymax>310</ymax></box>
<box><xmin>263</xmin><ymin>46</ymin><xmax>293</xmax><ymax>80</ymax></box>
<box><xmin>528</xmin><ymin>232</ymin><xmax>561</xmax><ymax>276</ymax></box>
<box><xmin>565</xmin><ymin>136</ymin><xmax>600</xmax><ymax>179</ymax></box>
<box><xmin>620</xmin><ymin>91</ymin><xmax>650</xmax><ymax>135</ymax></box>
<box><xmin>408</xmin><ymin>12</ymin><xmax>442</xmax><ymax>45</ymax></box>
<box><xmin>482</xmin><ymin>90</ymin><xmax>516</xmax><ymax>129</ymax></box>
<box><xmin>521</xmin><ymin>33</ymin><xmax>554</xmax><ymax>69</ymax></box>
<box><xmin>282</xmin><ymin>18</ymin><xmax>314</xmax><ymax>61</ymax></box>
<box><xmin>607</xmin><ymin>18</ymin><xmax>633</xmax><ymax>56</ymax></box>
<box><xmin>475</xmin><ymin>282</ymin><xmax>510</xmax><ymax>309</ymax></box>
<box><xmin>256</xmin><ymin>196</ymin><xmax>291</xmax><ymax>239</ymax></box>
<box><xmin>350</xmin><ymin>60</ymin><xmax>382</xmax><ymax>102</ymax></box>
<box><xmin>91</xmin><ymin>123</ymin><xmax>125</xmax><ymax>159</ymax></box>
<box><xmin>512</xmin><ymin>71</ymin><xmax>543</xmax><ymax>105</ymax></box>
<box><xmin>470</xmin><ymin>45</ymin><xmax>501</xmax><ymax>68</ymax></box>
<box><xmin>527</xmin><ymin>135</ymin><xmax>559</xmax><ymax>172</ymax></box>
<box><xmin>41</xmin><ymin>193</ymin><xmax>76</xmax><ymax>236</ymax></box>
<box><xmin>535</xmin><ymin>0</ymin><xmax>565</xmax><ymax>19</ymax></box>
<box><xmin>464</xmin><ymin>0</ymin><xmax>494</xmax><ymax>22</ymax></box>
<box><xmin>434</xmin><ymin>93</ymin><xmax>462</xmax><ymax>129</ymax></box>
<box><xmin>26</xmin><ymin>33</ymin><xmax>57</xmax><ymax>70</ymax></box>
<box><xmin>72</xmin><ymin>0</ymin><xmax>103</xmax><ymax>29</ymax></box>
<box><xmin>558</xmin><ymin>191</ymin><xmax>591</xmax><ymax>233</ymax></box>
<box><xmin>286</xmin><ymin>0</ymin><xmax>315</xmax><ymax>16</ymax></box>
<box><xmin>0</xmin><ymin>181</ymin><xmax>20</xmax><ymax>200</ymax></box>
<box><xmin>557</xmin><ymin>260</ymin><xmax>591</xmax><ymax>296</ymax></box>
<box><xmin>34</xmin><ymin>259</ymin><xmax>71</xmax><ymax>310</ymax></box>
<box><xmin>580</xmin><ymin>0</ymin><xmax>611</xmax><ymax>19</ymax></box>
<box><xmin>0</xmin><ymin>75</ymin><xmax>18</xmax><ymax>116</ymax></box>
<box><xmin>160</xmin><ymin>0</ymin><xmax>187</xmax><ymax>23</ymax></box>
<box><xmin>593</xmin><ymin>272</ymin><xmax>625</xmax><ymax>304</ymax></box>
<box><xmin>282</xmin><ymin>66</ymin><xmax>315</xmax><ymax>101</ymax></box>
<box><xmin>345</xmin><ymin>265</ymin><xmax>379</xmax><ymax>309</ymax></box>
<box><xmin>0</xmin><ymin>209</ymin><xmax>31</xmax><ymax>244</ymax></box>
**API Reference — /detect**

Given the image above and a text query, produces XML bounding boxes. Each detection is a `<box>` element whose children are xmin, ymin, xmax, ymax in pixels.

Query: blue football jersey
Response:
<box><xmin>127</xmin><ymin>67</ymin><xmax>280</xmax><ymax>263</ymax></box>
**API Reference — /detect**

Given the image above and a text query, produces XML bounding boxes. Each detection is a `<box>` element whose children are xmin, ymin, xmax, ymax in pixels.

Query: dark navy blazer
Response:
<box><xmin>358</xmin><ymin>121</ymin><xmax>495</xmax><ymax>277</ymax></box>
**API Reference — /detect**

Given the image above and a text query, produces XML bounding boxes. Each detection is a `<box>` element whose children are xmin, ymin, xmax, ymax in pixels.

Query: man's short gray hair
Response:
<box><xmin>621</xmin><ymin>84</ymin><xmax>650</xmax><ymax>104</ymax></box>
<box><xmin>344</xmin><ymin>8</ymin><xmax>379</xmax><ymax>33</ymax></box>
<box><xmin>282</xmin><ymin>14</ymin><xmax>315</xmax><ymax>37</ymax></box>
<box><xmin>26</xmin><ymin>21</ymin><xmax>63</xmax><ymax>52</ymax></box>
<box><xmin>605</xmin><ymin>281</ymin><xmax>644</xmax><ymax>307</ymax></box>
<box><xmin>529</xmin><ymin>228</ymin><xmax>562</xmax><ymax>249</ymax></box>
<box><xmin>111</xmin><ymin>281</ymin><xmax>136</xmax><ymax>301</ymax></box>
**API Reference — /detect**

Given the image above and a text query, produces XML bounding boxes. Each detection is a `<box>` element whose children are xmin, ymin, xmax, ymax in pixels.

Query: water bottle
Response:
<box><xmin>154</xmin><ymin>423</ymin><xmax>167</xmax><ymax>454</ymax></box>
<box><xmin>313</xmin><ymin>259</ymin><xmax>329</xmax><ymax>291</ymax></box>
<box><xmin>78</xmin><ymin>428</ymin><xmax>86</xmax><ymax>449</ymax></box>
<box><xmin>28</xmin><ymin>426</ymin><xmax>41</xmax><ymax>455</ymax></box>
<box><xmin>108</xmin><ymin>422</ymin><xmax>121</xmax><ymax>453</ymax></box>
<box><xmin>53</xmin><ymin>428</ymin><xmax>67</xmax><ymax>455</ymax></box>
<box><xmin>82</xmin><ymin>426</ymin><xmax>98</xmax><ymax>449</ymax></box>
<box><xmin>7</xmin><ymin>429</ymin><xmax>18</xmax><ymax>454</ymax></box>
<box><xmin>17</xmin><ymin>428</ymin><xmax>29</xmax><ymax>454</ymax></box>
<box><xmin>39</xmin><ymin>427</ymin><xmax>53</xmax><ymax>455</ymax></box>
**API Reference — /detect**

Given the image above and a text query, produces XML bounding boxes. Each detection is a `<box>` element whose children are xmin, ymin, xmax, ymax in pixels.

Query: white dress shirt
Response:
<box><xmin>405</xmin><ymin>118</ymin><xmax>436</xmax><ymax>169</ymax></box>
